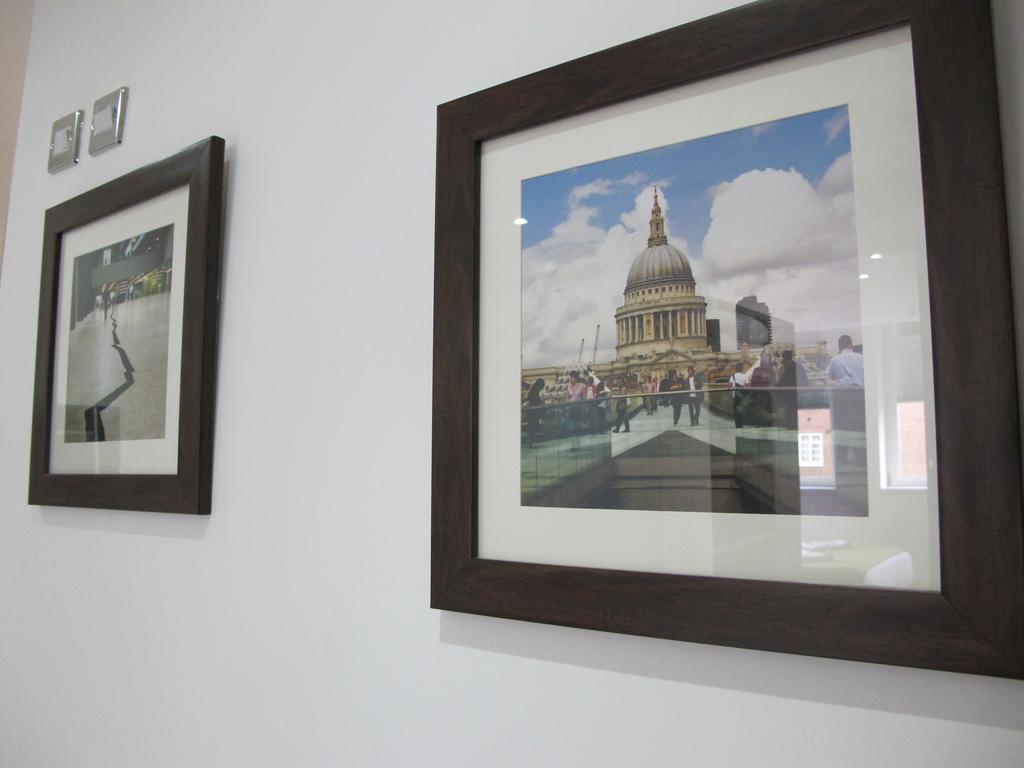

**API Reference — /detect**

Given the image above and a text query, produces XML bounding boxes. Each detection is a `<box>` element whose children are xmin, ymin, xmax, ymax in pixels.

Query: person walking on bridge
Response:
<box><xmin>685</xmin><ymin>365</ymin><xmax>705</xmax><ymax>426</ymax></box>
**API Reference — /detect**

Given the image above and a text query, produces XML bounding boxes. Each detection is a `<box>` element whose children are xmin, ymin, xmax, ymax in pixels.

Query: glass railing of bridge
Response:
<box><xmin>521</xmin><ymin>385</ymin><xmax>868</xmax><ymax>516</ymax></box>
<box><xmin>520</xmin><ymin>398</ymin><xmax>616</xmax><ymax>500</ymax></box>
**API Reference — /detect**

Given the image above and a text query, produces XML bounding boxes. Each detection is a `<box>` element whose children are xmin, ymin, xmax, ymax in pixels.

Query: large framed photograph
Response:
<box><xmin>29</xmin><ymin>137</ymin><xmax>225</xmax><ymax>514</ymax></box>
<box><xmin>431</xmin><ymin>0</ymin><xmax>1024</xmax><ymax>676</ymax></box>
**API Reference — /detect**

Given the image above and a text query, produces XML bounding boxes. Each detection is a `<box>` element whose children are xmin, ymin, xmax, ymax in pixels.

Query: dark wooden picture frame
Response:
<box><xmin>29</xmin><ymin>136</ymin><xmax>225</xmax><ymax>515</ymax></box>
<box><xmin>431</xmin><ymin>0</ymin><xmax>1024</xmax><ymax>676</ymax></box>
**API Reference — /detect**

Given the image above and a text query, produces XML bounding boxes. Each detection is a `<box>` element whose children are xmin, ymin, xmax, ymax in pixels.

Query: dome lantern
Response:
<box><xmin>648</xmin><ymin>187</ymin><xmax>668</xmax><ymax>247</ymax></box>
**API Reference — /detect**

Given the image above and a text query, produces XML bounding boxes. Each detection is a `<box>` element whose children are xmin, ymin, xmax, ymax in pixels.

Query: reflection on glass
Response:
<box><xmin>897</xmin><ymin>400</ymin><xmax>927</xmax><ymax>482</ymax></box>
<box><xmin>520</xmin><ymin>382</ymin><xmax>868</xmax><ymax>517</ymax></box>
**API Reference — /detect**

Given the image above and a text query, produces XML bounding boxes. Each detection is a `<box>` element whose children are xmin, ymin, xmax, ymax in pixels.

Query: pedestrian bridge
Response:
<box><xmin>521</xmin><ymin>387</ymin><xmax>868</xmax><ymax>517</ymax></box>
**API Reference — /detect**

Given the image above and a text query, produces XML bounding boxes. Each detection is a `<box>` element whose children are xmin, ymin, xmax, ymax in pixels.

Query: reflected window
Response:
<box><xmin>799</xmin><ymin>433</ymin><xmax>825</xmax><ymax>467</ymax></box>
<box><xmin>897</xmin><ymin>401</ymin><xmax>927</xmax><ymax>483</ymax></box>
<box><xmin>799</xmin><ymin>409</ymin><xmax>835</xmax><ymax>487</ymax></box>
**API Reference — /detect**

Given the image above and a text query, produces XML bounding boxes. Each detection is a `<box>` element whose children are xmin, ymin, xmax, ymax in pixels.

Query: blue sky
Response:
<box><xmin>522</xmin><ymin>104</ymin><xmax>851</xmax><ymax>260</ymax></box>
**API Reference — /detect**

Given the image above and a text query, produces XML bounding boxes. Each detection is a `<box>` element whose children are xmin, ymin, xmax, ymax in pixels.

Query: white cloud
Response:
<box><xmin>548</xmin><ymin>205</ymin><xmax>605</xmax><ymax>248</ymax></box>
<box><xmin>567</xmin><ymin>172</ymin><xmax>649</xmax><ymax>205</ymax></box>
<box><xmin>568</xmin><ymin>179</ymin><xmax>614</xmax><ymax>204</ymax></box>
<box><xmin>750</xmin><ymin>122</ymin><xmax>775</xmax><ymax>138</ymax></box>
<box><xmin>696</xmin><ymin>153</ymin><xmax>859</xmax><ymax>348</ymax></box>
<box><xmin>618</xmin><ymin>172</ymin><xmax>647</xmax><ymax>187</ymax></box>
<box><xmin>522</xmin><ymin>185</ymin><xmax>689</xmax><ymax>368</ymax></box>
<box><xmin>825</xmin><ymin>111</ymin><xmax>849</xmax><ymax>143</ymax></box>
<box><xmin>701</xmin><ymin>153</ymin><xmax>854</xmax><ymax>279</ymax></box>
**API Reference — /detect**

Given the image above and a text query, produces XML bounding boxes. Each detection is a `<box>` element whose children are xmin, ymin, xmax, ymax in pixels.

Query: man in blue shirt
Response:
<box><xmin>827</xmin><ymin>335</ymin><xmax>864</xmax><ymax>387</ymax></box>
<box><xmin>828</xmin><ymin>335</ymin><xmax>866</xmax><ymax>467</ymax></box>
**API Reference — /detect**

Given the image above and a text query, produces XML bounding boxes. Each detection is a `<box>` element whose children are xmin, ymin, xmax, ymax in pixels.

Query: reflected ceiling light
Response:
<box><xmin>513</xmin><ymin>217</ymin><xmax>528</xmax><ymax>226</ymax></box>
<box><xmin>859</xmin><ymin>273</ymin><xmax>870</xmax><ymax>280</ymax></box>
<box><xmin>870</xmin><ymin>252</ymin><xmax>883</xmax><ymax>260</ymax></box>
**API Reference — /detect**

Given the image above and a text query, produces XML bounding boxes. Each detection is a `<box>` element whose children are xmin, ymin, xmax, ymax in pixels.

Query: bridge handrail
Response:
<box><xmin>523</xmin><ymin>384</ymin><xmax>863</xmax><ymax>411</ymax></box>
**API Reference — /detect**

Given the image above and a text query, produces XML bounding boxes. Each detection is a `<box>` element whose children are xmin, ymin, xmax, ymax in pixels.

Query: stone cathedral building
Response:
<box><xmin>614</xmin><ymin>189</ymin><xmax>709</xmax><ymax>357</ymax></box>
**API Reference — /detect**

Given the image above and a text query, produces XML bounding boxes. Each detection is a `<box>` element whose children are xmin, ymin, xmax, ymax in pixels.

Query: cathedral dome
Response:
<box><xmin>624</xmin><ymin>188</ymin><xmax>694</xmax><ymax>291</ymax></box>
<box><xmin>626</xmin><ymin>243</ymin><xmax>693</xmax><ymax>289</ymax></box>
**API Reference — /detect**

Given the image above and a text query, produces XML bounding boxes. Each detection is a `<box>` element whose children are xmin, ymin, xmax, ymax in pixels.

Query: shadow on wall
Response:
<box><xmin>439</xmin><ymin>611</ymin><xmax>1024</xmax><ymax>731</ymax></box>
<box><xmin>38</xmin><ymin>507</ymin><xmax>210</xmax><ymax>540</ymax></box>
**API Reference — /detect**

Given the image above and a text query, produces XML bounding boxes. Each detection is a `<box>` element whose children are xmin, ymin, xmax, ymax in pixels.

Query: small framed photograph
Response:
<box><xmin>29</xmin><ymin>137</ymin><xmax>225</xmax><ymax>514</ymax></box>
<box><xmin>431</xmin><ymin>0</ymin><xmax>1024</xmax><ymax>676</ymax></box>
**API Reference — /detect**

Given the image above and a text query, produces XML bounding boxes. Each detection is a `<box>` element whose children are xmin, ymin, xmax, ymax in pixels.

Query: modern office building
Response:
<box><xmin>735</xmin><ymin>294</ymin><xmax>772</xmax><ymax>348</ymax></box>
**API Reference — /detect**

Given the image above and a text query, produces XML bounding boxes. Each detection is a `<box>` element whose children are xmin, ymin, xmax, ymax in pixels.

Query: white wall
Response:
<box><xmin>1</xmin><ymin>1</ymin><xmax>1022</xmax><ymax>766</ymax></box>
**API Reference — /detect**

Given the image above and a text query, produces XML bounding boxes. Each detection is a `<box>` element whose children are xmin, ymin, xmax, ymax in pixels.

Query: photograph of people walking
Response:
<box><xmin>62</xmin><ymin>224</ymin><xmax>174</xmax><ymax>443</ymax></box>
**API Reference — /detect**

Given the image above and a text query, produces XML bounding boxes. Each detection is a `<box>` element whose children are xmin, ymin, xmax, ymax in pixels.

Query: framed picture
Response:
<box><xmin>431</xmin><ymin>0</ymin><xmax>1024</xmax><ymax>676</ymax></box>
<box><xmin>29</xmin><ymin>136</ymin><xmax>225</xmax><ymax>515</ymax></box>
